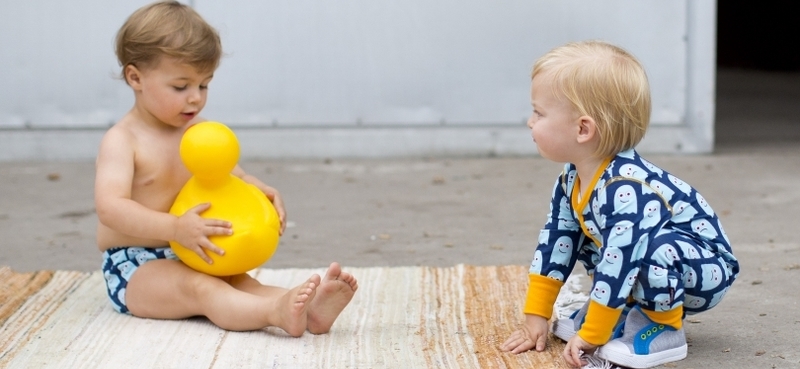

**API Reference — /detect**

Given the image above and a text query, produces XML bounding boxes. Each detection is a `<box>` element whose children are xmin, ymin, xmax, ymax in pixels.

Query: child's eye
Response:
<box><xmin>173</xmin><ymin>86</ymin><xmax>187</xmax><ymax>91</ymax></box>
<box><xmin>200</xmin><ymin>85</ymin><xmax>208</xmax><ymax>90</ymax></box>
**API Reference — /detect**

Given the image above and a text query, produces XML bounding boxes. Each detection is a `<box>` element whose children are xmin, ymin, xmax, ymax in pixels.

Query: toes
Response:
<box><xmin>340</xmin><ymin>273</ymin><xmax>358</xmax><ymax>289</ymax></box>
<box><xmin>295</xmin><ymin>290</ymin><xmax>310</xmax><ymax>303</ymax></box>
<box><xmin>339</xmin><ymin>271</ymin><xmax>353</xmax><ymax>282</ymax></box>
<box><xmin>326</xmin><ymin>264</ymin><xmax>358</xmax><ymax>286</ymax></box>
<box><xmin>324</xmin><ymin>262</ymin><xmax>342</xmax><ymax>281</ymax></box>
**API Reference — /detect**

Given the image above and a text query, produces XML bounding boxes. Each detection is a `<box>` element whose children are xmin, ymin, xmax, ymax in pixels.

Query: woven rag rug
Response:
<box><xmin>1</xmin><ymin>264</ymin><xmax>588</xmax><ymax>369</ymax></box>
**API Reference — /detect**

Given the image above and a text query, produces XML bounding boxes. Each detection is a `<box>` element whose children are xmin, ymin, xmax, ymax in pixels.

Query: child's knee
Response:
<box><xmin>178</xmin><ymin>267</ymin><xmax>225</xmax><ymax>300</ymax></box>
<box><xmin>682</xmin><ymin>258</ymin><xmax>733</xmax><ymax>313</ymax></box>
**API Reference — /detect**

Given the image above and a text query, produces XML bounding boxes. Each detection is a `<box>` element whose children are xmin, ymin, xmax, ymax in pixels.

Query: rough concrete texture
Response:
<box><xmin>1</xmin><ymin>69</ymin><xmax>798</xmax><ymax>368</ymax></box>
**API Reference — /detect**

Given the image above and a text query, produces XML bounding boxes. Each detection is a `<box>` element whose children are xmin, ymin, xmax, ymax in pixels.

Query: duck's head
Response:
<box><xmin>180</xmin><ymin>121</ymin><xmax>239</xmax><ymax>181</ymax></box>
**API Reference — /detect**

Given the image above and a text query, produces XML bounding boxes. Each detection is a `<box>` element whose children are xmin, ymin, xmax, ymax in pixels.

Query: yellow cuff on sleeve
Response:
<box><xmin>522</xmin><ymin>274</ymin><xmax>564</xmax><ymax>320</ymax></box>
<box><xmin>577</xmin><ymin>300</ymin><xmax>623</xmax><ymax>345</ymax></box>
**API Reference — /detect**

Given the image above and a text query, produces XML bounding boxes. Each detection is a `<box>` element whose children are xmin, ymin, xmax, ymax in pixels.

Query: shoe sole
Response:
<box><xmin>597</xmin><ymin>342</ymin><xmax>687</xmax><ymax>368</ymax></box>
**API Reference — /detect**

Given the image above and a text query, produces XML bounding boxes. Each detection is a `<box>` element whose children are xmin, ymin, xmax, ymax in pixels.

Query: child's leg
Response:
<box><xmin>641</xmin><ymin>232</ymin><xmax>735</xmax><ymax>314</ymax></box>
<box><xmin>125</xmin><ymin>259</ymin><xmax>319</xmax><ymax>336</ymax></box>
<box><xmin>596</xmin><ymin>233</ymin><xmax>690</xmax><ymax>367</ymax></box>
<box><xmin>228</xmin><ymin>262</ymin><xmax>358</xmax><ymax>334</ymax></box>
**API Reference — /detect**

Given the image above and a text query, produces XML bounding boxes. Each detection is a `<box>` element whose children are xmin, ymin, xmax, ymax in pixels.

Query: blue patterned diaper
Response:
<box><xmin>101</xmin><ymin>246</ymin><xmax>178</xmax><ymax>314</ymax></box>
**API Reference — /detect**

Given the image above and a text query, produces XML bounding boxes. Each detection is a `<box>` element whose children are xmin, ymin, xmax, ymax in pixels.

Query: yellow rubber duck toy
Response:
<box><xmin>169</xmin><ymin>121</ymin><xmax>280</xmax><ymax>276</ymax></box>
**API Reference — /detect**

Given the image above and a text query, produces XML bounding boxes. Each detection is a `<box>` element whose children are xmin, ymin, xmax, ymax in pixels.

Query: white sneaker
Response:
<box><xmin>552</xmin><ymin>301</ymin><xmax>589</xmax><ymax>341</ymax></box>
<box><xmin>597</xmin><ymin>307</ymin><xmax>687</xmax><ymax>368</ymax></box>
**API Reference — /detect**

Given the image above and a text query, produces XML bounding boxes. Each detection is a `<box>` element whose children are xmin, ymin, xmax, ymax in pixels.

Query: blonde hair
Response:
<box><xmin>115</xmin><ymin>1</ymin><xmax>222</xmax><ymax>83</ymax></box>
<box><xmin>532</xmin><ymin>40</ymin><xmax>651</xmax><ymax>158</ymax></box>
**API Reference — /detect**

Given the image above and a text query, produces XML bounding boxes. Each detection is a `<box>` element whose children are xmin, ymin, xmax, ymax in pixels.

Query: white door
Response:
<box><xmin>0</xmin><ymin>0</ymin><xmax>716</xmax><ymax>160</ymax></box>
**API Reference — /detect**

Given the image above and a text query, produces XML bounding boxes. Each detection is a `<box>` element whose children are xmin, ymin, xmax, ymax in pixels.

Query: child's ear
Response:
<box><xmin>124</xmin><ymin>64</ymin><xmax>142</xmax><ymax>89</ymax></box>
<box><xmin>576</xmin><ymin>115</ymin><xmax>597</xmax><ymax>144</ymax></box>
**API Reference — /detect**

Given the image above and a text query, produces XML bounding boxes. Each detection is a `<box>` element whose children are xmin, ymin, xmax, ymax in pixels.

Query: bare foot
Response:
<box><xmin>307</xmin><ymin>262</ymin><xmax>358</xmax><ymax>334</ymax></box>
<box><xmin>276</xmin><ymin>274</ymin><xmax>320</xmax><ymax>337</ymax></box>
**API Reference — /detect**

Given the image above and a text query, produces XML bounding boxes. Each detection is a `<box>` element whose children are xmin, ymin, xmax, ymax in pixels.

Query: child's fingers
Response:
<box><xmin>188</xmin><ymin>202</ymin><xmax>212</xmax><ymax>214</ymax></box>
<box><xmin>535</xmin><ymin>333</ymin><xmax>547</xmax><ymax>351</ymax></box>
<box><xmin>501</xmin><ymin>332</ymin><xmax>534</xmax><ymax>354</ymax></box>
<box><xmin>191</xmin><ymin>244</ymin><xmax>214</xmax><ymax>264</ymax></box>
<box><xmin>565</xmin><ymin>345</ymin><xmax>584</xmax><ymax>368</ymax></box>
<box><xmin>511</xmin><ymin>341</ymin><xmax>533</xmax><ymax>354</ymax></box>
<box><xmin>278</xmin><ymin>211</ymin><xmax>286</xmax><ymax>235</ymax></box>
<box><xmin>501</xmin><ymin>330</ymin><xmax>524</xmax><ymax>345</ymax></box>
<box><xmin>207</xmin><ymin>219</ymin><xmax>232</xmax><ymax>227</ymax></box>
<box><xmin>204</xmin><ymin>220</ymin><xmax>233</xmax><ymax>233</ymax></box>
<box><xmin>200</xmin><ymin>239</ymin><xmax>226</xmax><ymax>257</ymax></box>
<box><xmin>500</xmin><ymin>337</ymin><xmax>514</xmax><ymax>351</ymax></box>
<box><xmin>500</xmin><ymin>336</ymin><xmax>519</xmax><ymax>352</ymax></box>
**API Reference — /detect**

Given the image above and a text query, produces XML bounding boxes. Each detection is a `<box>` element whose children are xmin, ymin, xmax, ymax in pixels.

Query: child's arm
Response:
<box><xmin>94</xmin><ymin>128</ymin><xmax>230</xmax><ymax>263</ymax></box>
<box><xmin>524</xmin><ymin>167</ymin><xmax>584</xmax><ymax>319</ymax></box>
<box><xmin>505</xmin><ymin>166</ymin><xmax>584</xmax><ymax>354</ymax></box>
<box><xmin>232</xmin><ymin>165</ymin><xmax>287</xmax><ymax>234</ymax></box>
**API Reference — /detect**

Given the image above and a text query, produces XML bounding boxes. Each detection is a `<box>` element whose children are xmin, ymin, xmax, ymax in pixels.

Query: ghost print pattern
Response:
<box><xmin>529</xmin><ymin>167</ymin><xmax>584</xmax><ymax>282</ymax></box>
<box><xmin>529</xmin><ymin>149</ymin><xmax>738</xmax><ymax>314</ymax></box>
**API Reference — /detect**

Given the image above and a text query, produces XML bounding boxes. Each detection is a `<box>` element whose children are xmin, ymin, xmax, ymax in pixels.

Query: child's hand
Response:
<box><xmin>260</xmin><ymin>185</ymin><xmax>286</xmax><ymax>234</ymax></box>
<box><xmin>173</xmin><ymin>203</ymin><xmax>232</xmax><ymax>264</ymax></box>
<box><xmin>235</xmin><ymin>170</ymin><xmax>287</xmax><ymax>235</ymax></box>
<box><xmin>500</xmin><ymin>314</ymin><xmax>550</xmax><ymax>354</ymax></box>
<box><xmin>563</xmin><ymin>335</ymin><xmax>598</xmax><ymax>368</ymax></box>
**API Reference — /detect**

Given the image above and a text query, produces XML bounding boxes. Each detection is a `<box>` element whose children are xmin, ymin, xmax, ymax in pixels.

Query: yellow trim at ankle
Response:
<box><xmin>641</xmin><ymin>307</ymin><xmax>683</xmax><ymax>330</ymax></box>
<box><xmin>577</xmin><ymin>300</ymin><xmax>624</xmax><ymax>345</ymax></box>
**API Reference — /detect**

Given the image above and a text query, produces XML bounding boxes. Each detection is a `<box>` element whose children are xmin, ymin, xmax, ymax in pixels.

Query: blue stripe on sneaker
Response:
<box><xmin>632</xmin><ymin>323</ymin><xmax>676</xmax><ymax>355</ymax></box>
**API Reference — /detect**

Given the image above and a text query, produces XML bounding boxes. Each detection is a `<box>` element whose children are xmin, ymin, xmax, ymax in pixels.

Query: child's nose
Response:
<box><xmin>527</xmin><ymin>116</ymin><xmax>535</xmax><ymax>129</ymax></box>
<box><xmin>187</xmin><ymin>88</ymin><xmax>202</xmax><ymax>104</ymax></box>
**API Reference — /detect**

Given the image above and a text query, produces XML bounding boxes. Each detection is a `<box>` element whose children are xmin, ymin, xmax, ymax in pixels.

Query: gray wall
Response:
<box><xmin>0</xmin><ymin>0</ymin><xmax>716</xmax><ymax>160</ymax></box>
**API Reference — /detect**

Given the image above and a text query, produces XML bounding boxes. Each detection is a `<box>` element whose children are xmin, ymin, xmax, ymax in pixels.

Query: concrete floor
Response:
<box><xmin>1</xmin><ymin>68</ymin><xmax>798</xmax><ymax>368</ymax></box>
